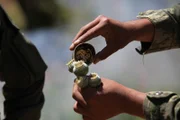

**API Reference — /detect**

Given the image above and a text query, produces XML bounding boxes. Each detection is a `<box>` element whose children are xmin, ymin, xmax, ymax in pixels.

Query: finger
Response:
<box><xmin>72</xmin><ymin>83</ymin><xmax>87</xmax><ymax>107</ymax></box>
<box><xmin>70</xmin><ymin>22</ymin><xmax>105</xmax><ymax>50</ymax></box>
<box><xmin>73</xmin><ymin>102</ymin><xmax>91</xmax><ymax>117</ymax></box>
<box><xmin>82</xmin><ymin>115</ymin><xmax>93</xmax><ymax>120</ymax></box>
<box><xmin>70</xmin><ymin>17</ymin><xmax>100</xmax><ymax>51</ymax></box>
<box><xmin>73</xmin><ymin>17</ymin><xmax>100</xmax><ymax>42</ymax></box>
<box><xmin>93</xmin><ymin>45</ymin><xmax>117</xmax><ymax>64</ymax></box>
<box><xmin>81</xmin><ymin>87</ymin><xmax>98</xmax><ymax>101</ymax></box>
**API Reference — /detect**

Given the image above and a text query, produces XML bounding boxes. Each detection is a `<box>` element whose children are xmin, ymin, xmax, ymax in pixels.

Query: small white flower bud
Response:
<box><xmin>88</xmin><ymin>73</ymin><xmax>101</xmax><ymax>87</ymax></box>
<box><xmin>75</xmin><ymin>76</ymin><xmax>89</xmax><ymax>88</ymax></box>
<box><xmin>73</xmin><ymin>60</ymin><xmax>89</xmax><ymax>76</ymax></box>
<box><xmin>66</xmin><ymin>59</ymin><xmax>75</xmax><ymax>73</ymax></box>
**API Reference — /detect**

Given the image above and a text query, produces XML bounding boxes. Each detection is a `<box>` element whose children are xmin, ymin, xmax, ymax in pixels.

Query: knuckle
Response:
<box><xmin>97</xmin><ymin>15</ymin><xmax>109</xmax><ymax>23</ymax></box>
<box><xmin>101</xmin><ymin>17</ymin><xmax>110</xmax><ymax>24</ymax></box>
<box><xmin>73</xmin><ymin>104</ymin><xmax>78</xmax><ymax>112</ymax></box>
<box><xmin>72</xmin><ymin>92</ymin><xmax>76</xmax><ymax>99</ymax></box>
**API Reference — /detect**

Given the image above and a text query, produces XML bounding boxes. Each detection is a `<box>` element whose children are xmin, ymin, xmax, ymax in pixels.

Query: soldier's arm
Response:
<box><xmin>142</xmin><ymin>91</ymin><xmax>180</xmax><ymax>120</ymax></box>
<box><xmin>134</xmin><ymin>3</ymin><xmax>180</xmax><ymax>120</ymax></box>
<box><xmin>135</xmin><ymin>3</ymin><xmax>180</xmax><ymax>54</ymax></box>
<box><xmin>0</xmin><ymin>6</ymin><xmax>47</xmax><ymax>120</ymax></box>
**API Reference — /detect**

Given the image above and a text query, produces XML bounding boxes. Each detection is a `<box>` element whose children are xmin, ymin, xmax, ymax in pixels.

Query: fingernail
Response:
<box><xmin>70</xmin><ymin>44</ymin><xmax>74</xmax><ymax>50</ymax></box>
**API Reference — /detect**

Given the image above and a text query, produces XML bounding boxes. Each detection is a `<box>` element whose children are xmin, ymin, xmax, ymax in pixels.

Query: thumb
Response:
<box><xmin>93</xmin><ymin>46</ymin><xmax>114</xmax><ymax>64</ymax></box>
<box><xmin>72</xmin><ymin>83</ymin><xmax>87</xmax><ymax>107</ymax></box>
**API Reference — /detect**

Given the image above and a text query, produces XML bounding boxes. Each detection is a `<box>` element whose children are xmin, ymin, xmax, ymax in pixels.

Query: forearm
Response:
<box><xmin>125</xmin><ymin>88</ymin><xmax>146</xmax><ymax>118</ymax></box>
<box><xmin>115</xmin><ymin>83</ymin><xmax>146</xmax><ymax>118</ymax></box>
<box><xmin>125</xmin><ymin>18</ymin><xmax>155</xmax><ymax>43</ymax></box>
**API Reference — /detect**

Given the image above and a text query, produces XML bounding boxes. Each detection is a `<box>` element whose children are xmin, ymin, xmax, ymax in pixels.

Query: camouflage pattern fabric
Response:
<box><xmin>136</xmin><ymin>3</ymin><xmax>180</xmax><ymax>120</ymax></box>
<box><xmin>136</xmin><ymin>3</ymin><xmax>180</xmax><ymax>54</ymax></box>
<box><xmin>143</xmin><ymin>91</ymin><xmax>180</xmax><ymax>120</ymax></box>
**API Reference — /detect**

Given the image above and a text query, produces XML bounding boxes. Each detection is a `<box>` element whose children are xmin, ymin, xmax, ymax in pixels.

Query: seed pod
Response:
<box><xmin>88</xmin><ymin>73</ymin><xmax>101</xmax><ymax>87</ymax></box>
<box><xmin>73</xmin><ymin>60</ymin><xmax>89</xmax><ymax>76</ymax></box>
<box><xmin>66</xmin><ymin>59</ymin><xmax>75</xmax><ymax>73</ymax></box>
<box><xmin>73</xmin><ymin>43</ymin><xmax>95</xmax><ymax>66</ymax></box>
<box><xmin>75</xmin><ymin>76</ymin><xmax>89</xmax><ymax>88</ymax></box>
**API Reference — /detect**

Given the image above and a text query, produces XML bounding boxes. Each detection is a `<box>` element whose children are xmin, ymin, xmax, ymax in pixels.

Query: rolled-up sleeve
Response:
<box><xmin>143</xmin><ymin>91</ymin><xmax>180</xmax><ymax>120</ymax></box>
<box><xmin>136</xmin><ymin>3</ymin><xmax>180</xmax><ymax>54</ymax></box>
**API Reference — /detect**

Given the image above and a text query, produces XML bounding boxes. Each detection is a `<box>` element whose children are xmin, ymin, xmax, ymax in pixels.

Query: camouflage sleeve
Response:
<box><xmin>143</xmin><ymin>91</ymin><xmax>180</xmax><ymax>120</ymax></box>
<box><xmin>136</xmin><ymin>3</ymin><xmax>180</xmax><ymax>54</ymax></box>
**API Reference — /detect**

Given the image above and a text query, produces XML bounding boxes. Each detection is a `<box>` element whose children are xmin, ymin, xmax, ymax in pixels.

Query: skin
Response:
<box><xmin>70</xmin><ymin>15</ymin><xmax>154</xmax><ymax>120</ymax></box>
<box><xmin>73</xmin><ymin>78</ymin><xmax>146</xmax><ymax>120</ymax></box>
<box><xmin>70</xmin><ymin>15</ymin><xmax>154</xmax><ymax>63</ymax></box>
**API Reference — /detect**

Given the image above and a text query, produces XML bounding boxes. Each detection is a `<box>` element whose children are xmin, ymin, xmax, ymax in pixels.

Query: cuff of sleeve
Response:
<box><xmin>143</xmin><ymin>91</ymin><xmax>178</xmax><ymax>120</ymax></box>
<box><xmin>136</xmin><ymin>9</ymin><xmax>180</xmax><ymax>55</ymax></box>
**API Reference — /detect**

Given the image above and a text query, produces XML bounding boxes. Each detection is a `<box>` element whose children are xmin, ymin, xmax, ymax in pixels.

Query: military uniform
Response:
<box><xmin>0</xmin><ymin>6</ymin><xmax>47</xmax><ymax>120</ymax></box>
<box><xmin>136</xmin><ymin>3</ymin><xmax>180</xmax><ymax>120</ymax></box>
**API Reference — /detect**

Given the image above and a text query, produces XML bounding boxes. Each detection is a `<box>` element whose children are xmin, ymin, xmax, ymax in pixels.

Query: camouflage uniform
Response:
<box><xmin>0</xmin><ymin>6</ymin><xmax>47</xmax><ymax>120</ymax></box>
<box><xmin>136</xmin><ymin>3</ymin><xmax>180</xmax><ymax>120</ymax></box>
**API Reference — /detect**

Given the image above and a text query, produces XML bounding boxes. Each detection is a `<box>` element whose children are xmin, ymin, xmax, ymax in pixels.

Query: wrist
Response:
<box><xmin>125</xmin><ymin>19</ymin><xmax>154</xmax><ymax>42</ymax></box>
<box><xmin>125</xmin><ymin>88</ymin><xmax>146</xmax><ymax>118</ymax></box>
<box><xmin>117</xmin><ymin>85</ymin><xmax>146</xmax><ymax>118</ymax></box>
<box><xmin>114</xmin><ymin>83</ymin><xmax>146</xmax><ymax>118</ymax></box>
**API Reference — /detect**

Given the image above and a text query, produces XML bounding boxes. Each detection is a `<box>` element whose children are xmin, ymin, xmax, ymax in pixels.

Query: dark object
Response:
<box><xmin>0</xmin><ymin>5</ymin><xmax>47</xmax><ymax>120</ymax></box>
<box><xmin>0</xmin><ymin>6</ymin><xmax>47</xmax><ymax>86</ymax></box>
<box><xmin>73</xmin><ymin>43</ymin><xmax>96</xmax><ymax>65</ymax></box>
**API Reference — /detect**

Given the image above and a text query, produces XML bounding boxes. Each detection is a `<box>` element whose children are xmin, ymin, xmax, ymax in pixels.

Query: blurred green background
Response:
<box><xmin>0</xmin><ymin>0</ymin><xmax>180</xmax><ymax>120</ymax></box>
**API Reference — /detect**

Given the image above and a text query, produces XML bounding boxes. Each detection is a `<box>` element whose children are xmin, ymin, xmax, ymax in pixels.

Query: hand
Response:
<box><xmin>70</xmin><ymin>15</ymin><xmax>134</xmax><ymax>64</ymax></box>
<box><xmin>70</xmin><ymin>16</ymin><xmax>154</xmax><ymax>64</ymax></box>
<box><xmin>72</xmin><ymin>78</ymin><xmax>146</xmax><ymax>120</ymax></box>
